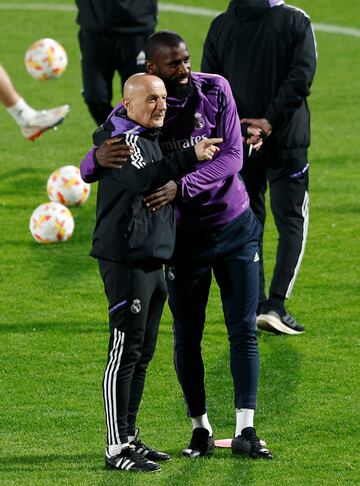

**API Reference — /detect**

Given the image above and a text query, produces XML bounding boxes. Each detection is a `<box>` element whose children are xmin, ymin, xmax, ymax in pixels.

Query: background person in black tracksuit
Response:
<box><xmin>80</xmin><ymin>73</ymin><xmax>221</xmax><ymax>473</ymax></box>
<box><xmin>201</xmin><ymin>0</ymin><xmax>317</xmax><ymax>335</ymax></box>
<box><xmin>75</xmin><ymin>0</ymin><xmax>158</xmax><ymax>125</ymax></box>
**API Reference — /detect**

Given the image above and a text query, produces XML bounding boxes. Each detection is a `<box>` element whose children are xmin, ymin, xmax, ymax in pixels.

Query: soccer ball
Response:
<box><xmin>24</xmin><ymin>38</ymin><xmax>68</xmax><ymax>80</ymax></box>
<box><xmin>47</xmin><ymin>165</ymin><xmax>91</xmax><ymax>206</ymax></box>
<box><xmin>29</xmin><ymin>202</ymin><xmax>74</xmax><ymax>244</ymax></box>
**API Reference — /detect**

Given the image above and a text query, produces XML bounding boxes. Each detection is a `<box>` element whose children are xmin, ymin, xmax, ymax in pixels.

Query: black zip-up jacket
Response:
<box><xmin>89</xmin><ymin>111</ymin><xmax>198</xmax><ymax>263</ymax></box>
<box><xmin>201</xmin><ymin>0</ymin><xmax>317</xmax><ymax>159</ymax></box>
<box><xmin>75</xmin><ymin>0</ymin><xmax>157</xmax><ymax>34</ymax></box>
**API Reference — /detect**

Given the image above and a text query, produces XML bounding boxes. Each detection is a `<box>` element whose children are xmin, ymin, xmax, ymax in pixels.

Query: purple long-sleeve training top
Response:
<box><xmin>80</xmin><ymin>72</ymin><xmax>249</xmax><ymax>231</ymax></box>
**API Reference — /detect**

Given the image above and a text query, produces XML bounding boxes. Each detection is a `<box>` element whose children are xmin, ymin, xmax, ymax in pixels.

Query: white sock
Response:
<box><xmin>108</xmin><ymin>442</ymin><xmax>130</xmax><ymax>457</ymax></box>
<box><xmin>6</xmin><ymin>97</ymin><xmax>37</xmax><ymax>126</ymax></box>
<box><xmin>235</xmin><ymin>408</ymin><xmax>254</xmax><ymax>437</ymax></box>
<box><xmin>191</xmin><ymin>413</ymin><xmax>213</xmax><ymax>436</ymax></box>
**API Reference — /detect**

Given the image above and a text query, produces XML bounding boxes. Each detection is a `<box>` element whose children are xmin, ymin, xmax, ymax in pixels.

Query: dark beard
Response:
<box><xmin>165</xmin><ymin>77</ymin><xmax>194</xmax><ymax>99</ymax></box>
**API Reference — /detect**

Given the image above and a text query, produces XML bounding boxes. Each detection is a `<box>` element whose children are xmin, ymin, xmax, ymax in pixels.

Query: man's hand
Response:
<box><xmin>195</xmin><ymin>138</ymin><xmax>223</xmax><ymax>161</ymax></box>
<box><xmin>240</xmin><ymin>118</ymin><xmax>272</xmax><ymax>138</ymax></box>
<box><xmin>95</xmin><ymin>137</ymin><xmax>134</xmax><ymax>169</ymax></box>
<box><xmin>143</xmin><ymin>181</ymin><xmax>177</xmax><ymax>212</ymax></box>
<box><xmin>245</xmin><ymin>126</ymin><xmax>263</xmax><ymax>149</ymax></box>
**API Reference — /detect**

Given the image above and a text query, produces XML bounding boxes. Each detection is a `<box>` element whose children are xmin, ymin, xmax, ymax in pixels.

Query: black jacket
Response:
<box><xmin>75</xmin><ymin>0</ymin><xmax>157</xmax><ymax>34</ymax></box>
<box><xmin>90</xmin><ymin>111</ymin><xmax>198</xmax><ymax>263</ymax></box>
<box><xmin>201</xmin><ymin>0</ymin><xmax>317</xmax><ymax>159</ymax></box>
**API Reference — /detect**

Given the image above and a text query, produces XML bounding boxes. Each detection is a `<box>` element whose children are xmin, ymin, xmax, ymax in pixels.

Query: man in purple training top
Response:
<box><xmin>81</xmin><ymin>31</ymin><xmax>272</xmax><ymax>460</ymax></box>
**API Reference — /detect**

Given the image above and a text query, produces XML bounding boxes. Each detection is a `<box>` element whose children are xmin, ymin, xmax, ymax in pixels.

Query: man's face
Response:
<box><xmin>124</xmin><ymin>79</ymin><xmax>167</xmax><ymax>129</ymax></box>
<box><xmin>147</xmin><ymin>42</ymin><xmax>192</xmax><ymax>97</ymax></box>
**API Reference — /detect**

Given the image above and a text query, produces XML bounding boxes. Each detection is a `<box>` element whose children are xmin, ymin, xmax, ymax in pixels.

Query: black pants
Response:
<box><xmin>241</xmin><ymin>154</ymin><xmax>309</xmax><ymax>305</ymax></box>
<box><xmin>167</xmin><ymin>209</ymin><xmax>262</xmax><ymax>416</ymax></box>
<box><xmin>78</xmin><ymin>28</ymin><xmax>153</xmax><ymax>125</ymax></box>
<box><xmin>99</xmin><ymin>260</ymin><xmax>167</xmax><ymax>445</ymax></box>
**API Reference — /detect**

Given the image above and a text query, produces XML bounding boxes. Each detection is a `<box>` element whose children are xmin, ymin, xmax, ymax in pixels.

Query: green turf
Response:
<box><xmin>1</xmin><ymin>1</ymin><xmax>360</xmax><ymax>485</ymax></box>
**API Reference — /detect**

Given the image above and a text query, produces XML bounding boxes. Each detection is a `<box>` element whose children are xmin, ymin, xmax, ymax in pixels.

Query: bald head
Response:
<box><xmin>123</xmin><ymin>73</ymin><xmax>165</xmax><ymax>99</ymax></box>
<box><xmin>122</xmin><ymin>73</ymin><xmax>167</xmax><ymax>129</ymax></box>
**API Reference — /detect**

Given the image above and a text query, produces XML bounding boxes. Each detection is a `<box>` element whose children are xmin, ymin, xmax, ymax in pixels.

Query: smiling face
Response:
<box><xmin>122</xmin><ymin>74</ymin><xmax>167</xmax><ymax>129</ymax></box>
<box><xmin>146</xmin><ymin>42</ymin><xmax>192</xmax><ymax>97</ymax></box>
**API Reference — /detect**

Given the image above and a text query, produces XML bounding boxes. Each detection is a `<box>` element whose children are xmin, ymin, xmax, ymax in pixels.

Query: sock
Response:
<box><xmin>108</xmin><ymin>442</ymin><xmax>130</xmax><ymax>456</ymax></box>
<box><xmin>267</xmin><ymin>294</ymin><xmax>285</xmax><ymax>313</ymax></box>
<box><xmin>235</xmin><ymin>408</ymin><xmax>254</xmax><ymax>437</ymax></box>
<box><xmin>191</xmin><ymin>413</ymin><xmax>213</xmax><ymax>436</ymax></box>
<box><xmin>6</xmin><ymin>97</ymin><xmax>37</xmax><ymax>126</ymax></box>
<box><xmin>128</xmin><ymin>434</ymin><xmax>135</xmax><ymax>442</ymax></box>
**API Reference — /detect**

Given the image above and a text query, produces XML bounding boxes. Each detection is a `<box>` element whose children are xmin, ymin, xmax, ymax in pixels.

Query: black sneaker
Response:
<box><xmin>105</xmin><ymin>446</ymin><xmax>161</xmax><ymax>472</ymax></box>
<box><xmin>256</xmin><ymin>308</ymin><xmax>305</xmax><ymax>335</ymax></box>
<box><xmin>231</xmin><ymin>427</ymin><xmax>273</xmax><ymax>460</ymax></box>
<box><xmin>130</xmin><ymin>428</ymin><xmax>171</xmax><ymax>462</ymax></box>
<box><xmin>181</xmin><ymin>427</ymin><xmax>215</xmax><ymax>458</ymax></box>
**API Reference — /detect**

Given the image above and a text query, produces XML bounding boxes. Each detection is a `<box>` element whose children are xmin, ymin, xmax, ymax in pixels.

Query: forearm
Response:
<box><xmin>117</xmin><ymin>147</ymin><xmax>198</xmax><ymax>195</ymax></box>
<box><xmin>180</xmin><ymin>147</ymin><xmax>242</xmax><ymax>198</ymax></box>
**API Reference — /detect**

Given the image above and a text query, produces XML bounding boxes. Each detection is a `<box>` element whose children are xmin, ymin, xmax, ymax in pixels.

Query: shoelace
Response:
<box><xmin>126</xmin><ymin>447</ymin><xmax>154</xmax><ymax>466</ymax></box>
<box><xmin>283</xmin><ymin>310</ymin><xmax>297</xmax><ymax>324</ymax></box>
<box><xmin>248</xmin><ymin>434</ymin><xmax>261</xmax><ymax>445</ymax></box>
<box><xmin>133</xmin><ymin>439</ymin><xmax>155</xmax><ymax>453</ymax></box>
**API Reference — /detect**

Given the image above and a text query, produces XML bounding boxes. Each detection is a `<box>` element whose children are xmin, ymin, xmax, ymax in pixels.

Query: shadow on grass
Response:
<box><xmin>0</xmin><ymin>320</ymin><xmax>106</xmax><ymax>334</ymax></box>
<box><xmin>257</xmin><ymin>332</ymin><xmax>302</xmax><ymax>417</ymax></box>
<box><xmin>0</xmin><ymin>166</ymin><xmax>43</xmax><ymax>182</ymax></box>
<box><xmin>164</xmin><ymin>454</ymin><xmax>262</xmax><ymax>486</ymax></box>
<box><xmin>0</xmin><ymin>452</ymin><xmax>100</xmax><ymax>472</ymax></box>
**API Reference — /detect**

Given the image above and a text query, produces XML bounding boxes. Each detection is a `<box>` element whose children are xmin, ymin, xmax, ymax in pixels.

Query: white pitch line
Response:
<box><xmin>0</xmin><ymin>2</ymin><xmax>359</xmax><ymax>38</ymax></box>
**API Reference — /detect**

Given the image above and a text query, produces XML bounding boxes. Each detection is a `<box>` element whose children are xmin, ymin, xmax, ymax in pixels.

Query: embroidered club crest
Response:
<box><xmin>130</xmin><ymin>299</ymin><xmax>141</xmax><ymax>314</ymax></box>
<box><xmin>193</xmin><ymin>112</ymin><xmax>205</xmax><ymax>129</ymax></box>
<box><xmin>167</xmin><ymin>267</ymin><xmax>175</xmax><ymax>281</ymax></box>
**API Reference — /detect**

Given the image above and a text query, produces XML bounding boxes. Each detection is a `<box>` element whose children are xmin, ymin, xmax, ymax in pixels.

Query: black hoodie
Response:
<box><xmin>201</xmin><ymin>0</ymin><xmax>317</xmax><ymax>159</ymax></box>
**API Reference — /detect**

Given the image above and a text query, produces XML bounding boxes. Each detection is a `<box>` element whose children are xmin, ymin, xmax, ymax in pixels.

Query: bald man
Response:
<box><xmin>80</xmin><ymin>73</ymin><xmax>221</xmax><ymax>473</ymax></box>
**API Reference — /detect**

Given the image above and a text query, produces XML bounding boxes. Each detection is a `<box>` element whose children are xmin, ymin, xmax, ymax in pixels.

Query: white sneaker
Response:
<box><xmin>21</xmin><ymin>104</ymin><xmax>70</xmax><ymax>141</ymax></box>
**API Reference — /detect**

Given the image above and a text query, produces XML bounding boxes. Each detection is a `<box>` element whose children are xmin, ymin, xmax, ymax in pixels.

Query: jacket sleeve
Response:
<box><xmin>112</xmin><ymin>143</ymin><xmax>198</xmax><ymax>195</ymax></box>
<box><xmin>80</xmin><ymin>147</ymin><xmax>102</xmax><ymax>183</ymax></box>
<box><xmin>265</xmin><ymin>16</ymin><xmax>317</xmax><ymax>129</ymax></box>
<box><xmin>201</xmin><ymin>20</ymin><xmax>223</xmax><ymax>75</ymax></box>
<box><xmin>179</xmin><ymin>77</ymin><xmax>243</xmax><ymax>199</ymax></box>
<box><xmin>79</xmin><ymin>101</ymin><xmax>125</xmax><ymax>183</ymax></box>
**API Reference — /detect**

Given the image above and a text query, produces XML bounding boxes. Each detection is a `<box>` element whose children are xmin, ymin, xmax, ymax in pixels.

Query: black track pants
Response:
<box><xmin>78</xmin><ymin>28</ymin><xmax>153</xmax><ymax>125</ymax></box>
<box><xmin>98</xmin><ymin>260</ymin><xmax>167</xmax><ymax>445</ymax></box>
<box><xmin>241</xmin><ymin>155</ymin><xmax>309</xmax><ymax>303</ymax></box>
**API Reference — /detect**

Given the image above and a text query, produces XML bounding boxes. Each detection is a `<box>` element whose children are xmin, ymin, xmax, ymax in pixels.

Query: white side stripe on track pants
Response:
<box><xmin>285</xmin><ymin>191</ymin><xmax>309</xmax><ymax>298</ymax></box>
<box><xmin>103</xmin><ymin>329</ymin><xmax>125</xmax><ymax>445</ymax></box>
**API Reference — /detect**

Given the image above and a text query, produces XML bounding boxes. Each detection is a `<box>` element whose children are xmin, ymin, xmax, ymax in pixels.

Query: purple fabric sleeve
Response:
<box><xmin>80</xmin><ymin>147</ymin><xmax>99</xmax><ymax>183</ymax></box>
<box><xmin>79</xmin><ymin>101</ymin><xmax>124</xmax><ymax>183</ymax></box>
<box><xmin>180</xmin><ymin>77</ymin><xmax>243</xmax><ymax>199</ymax></box>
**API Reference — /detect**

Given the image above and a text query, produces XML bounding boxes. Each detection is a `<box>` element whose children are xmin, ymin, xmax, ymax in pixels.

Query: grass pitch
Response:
<box><xmin>0</xmin><ymin>1</ymin><xmax>359</xmax><ymax>485</ymax></box>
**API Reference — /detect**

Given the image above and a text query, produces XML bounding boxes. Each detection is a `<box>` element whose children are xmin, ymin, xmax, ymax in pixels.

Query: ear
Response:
<box><xmin>146</xmin><ymin>61</ymin><xmax>157</xmax><ymax>75</ymax></box>
<box><xmin>122</xmin><ymin>97</ymin><xmax>131</xmax><ymax>112</ymax></box>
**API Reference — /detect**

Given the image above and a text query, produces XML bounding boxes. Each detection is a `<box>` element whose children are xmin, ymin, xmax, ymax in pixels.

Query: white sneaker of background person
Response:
<box><xmin>7</xmin><ymin>98</ymin><xmax>70</xmax><ymax>141</ymax></box>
